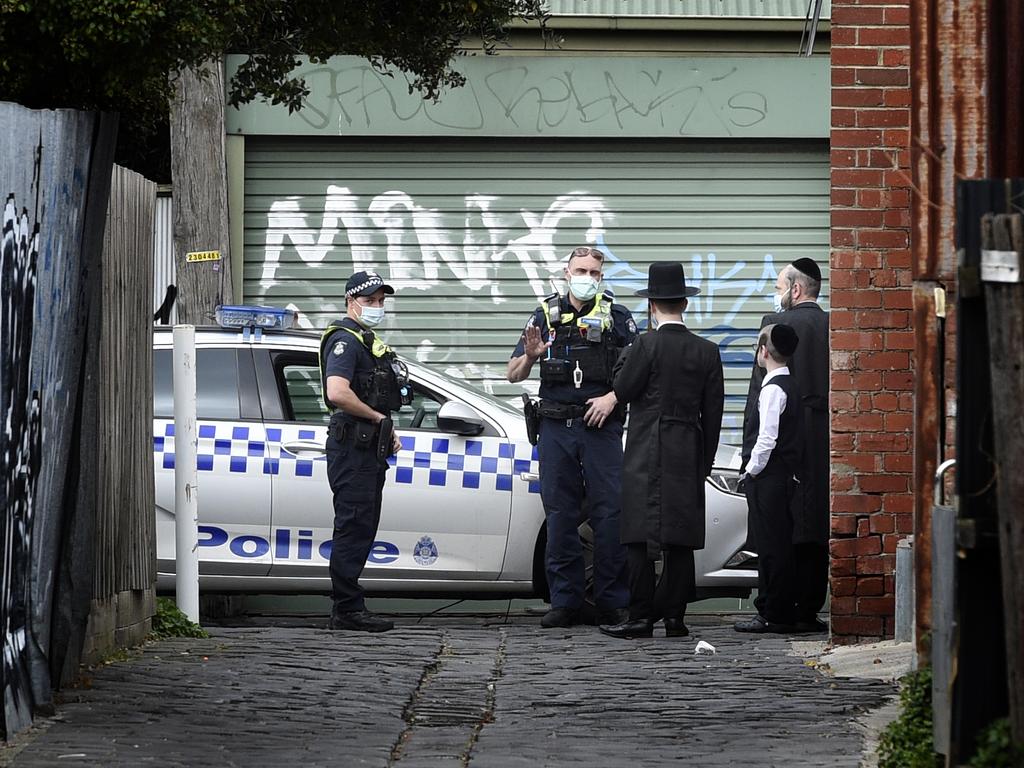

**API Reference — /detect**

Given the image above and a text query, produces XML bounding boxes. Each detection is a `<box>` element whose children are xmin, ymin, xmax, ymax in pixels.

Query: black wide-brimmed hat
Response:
<box><xmin>636</xmin><ymin>262</ymin><xmax>700</xmax><ymax>299</ymax></box>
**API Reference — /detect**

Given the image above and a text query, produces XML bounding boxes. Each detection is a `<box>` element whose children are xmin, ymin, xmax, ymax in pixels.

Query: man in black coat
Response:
<box><xmin>741</xmin><ymin>257</ymin><xmax>830</xmax><ymax>633</ymax></box>
<box><xmin>600</xmin><ymin>262</ymin><xmax>725</xmax><ymax>639</ymax></box>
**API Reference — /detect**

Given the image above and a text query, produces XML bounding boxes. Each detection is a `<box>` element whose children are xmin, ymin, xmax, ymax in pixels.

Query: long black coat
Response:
<box><xmin>741</xmin><ymin>302</ymin><xmax>830</xmax><ymax>545</ymax></box>
<box><xmin>613</xmin><ymin>325</ymin><xmax>725</xmax><ymax>557</ymax></box>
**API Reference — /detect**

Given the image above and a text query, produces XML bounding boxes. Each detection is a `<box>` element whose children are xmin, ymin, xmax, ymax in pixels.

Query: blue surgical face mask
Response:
<box><xmin>357</xmin><ymin>304</ymin><xmax>385</xmax><ymax>328</ymax></box>
<box><xmin>568</xmin><ymin>275</ymin><xmax>600</xmax><ymax>302</ymax></box>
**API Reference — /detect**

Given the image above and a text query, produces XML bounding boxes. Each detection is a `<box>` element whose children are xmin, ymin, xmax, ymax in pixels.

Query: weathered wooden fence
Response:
<box><xmin>83</xmin><ymin>165</ymin><xmax>157</xmax><ymax>664</ymax></box>
<box><xmin>1</xmin><ymin>102</ymin><xmax>156</xmax><ymax>741</ymax></box>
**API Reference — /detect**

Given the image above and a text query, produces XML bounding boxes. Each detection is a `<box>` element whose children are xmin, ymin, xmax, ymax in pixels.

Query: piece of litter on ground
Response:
<box><xmin>694</xmin><ymin>640</ymin><xmax>716</xmax><ymax>655</ymax></box>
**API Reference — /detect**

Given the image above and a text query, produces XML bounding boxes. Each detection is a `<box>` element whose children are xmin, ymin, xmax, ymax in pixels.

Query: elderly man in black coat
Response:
<box><xmin>600</xmin><ymin>262</ymin><xmax>725</xmax><ymax>639</ymax></box>
<box><xmin>741</xmin><ymin>257</ymin><xmax>830</xmax><ymax>633</ymax></box>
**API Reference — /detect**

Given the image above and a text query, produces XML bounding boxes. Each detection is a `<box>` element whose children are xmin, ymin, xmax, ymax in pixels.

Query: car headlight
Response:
<box><xmin>707</xmin><ymin>470</ymin><xmax>744</xmax><ymax>496</ymax></box>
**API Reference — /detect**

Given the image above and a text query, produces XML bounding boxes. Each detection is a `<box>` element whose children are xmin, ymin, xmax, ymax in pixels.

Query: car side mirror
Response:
<box><xmin>436</xmin><ymin>401</ymin><xmax>485</xmax><ymax>436</ymax></box>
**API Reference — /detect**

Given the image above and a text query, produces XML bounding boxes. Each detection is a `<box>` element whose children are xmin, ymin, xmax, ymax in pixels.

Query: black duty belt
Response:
<box><xmin>537</xmin><ymin>401</ymin><xmax>589</xmax><ymax>419</ymax></box>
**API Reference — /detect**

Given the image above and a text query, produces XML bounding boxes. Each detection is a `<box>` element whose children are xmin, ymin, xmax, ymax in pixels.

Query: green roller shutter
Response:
<box><xmin>242</xmin><ymin>137</ymin><xmax>828</xmax><ymax>443</ymax></box>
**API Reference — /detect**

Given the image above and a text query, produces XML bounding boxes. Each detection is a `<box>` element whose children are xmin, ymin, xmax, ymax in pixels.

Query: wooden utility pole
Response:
<box><xmin>980</xmin><ymin>211</ymin><xmax>1024</xmax><ymax>745</ymax></box>
<box><xmin>169</xmin><ymin>61</ymin><xmax>232</xmax><ymax>325</ymax></box>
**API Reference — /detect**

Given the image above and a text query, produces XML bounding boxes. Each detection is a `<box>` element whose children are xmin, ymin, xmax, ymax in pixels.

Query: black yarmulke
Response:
<box><xmin>771</xmin><ymin>324</ymin><xmax>799</xmax><ymax>358</ymax></box>
<box><xmin>791</xmin><ymin>257</ymin><xmax>821</xmax><ymax>283</ymax></box>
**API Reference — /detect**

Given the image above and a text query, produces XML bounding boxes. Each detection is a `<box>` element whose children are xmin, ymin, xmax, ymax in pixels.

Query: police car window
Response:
<box><xmin>279</xmin><ymin>364</ymin><xmax>331</xmax><ymax>425</ymax></box>
<box><xmin>152</xmin><ymin>348</ymin><xmax>241</xmax><ymax>420</ymax></box>
<box><xmin>394</xmin><ymin>386</ymin><xmax>444</xmax><ymax>431</ymax></box>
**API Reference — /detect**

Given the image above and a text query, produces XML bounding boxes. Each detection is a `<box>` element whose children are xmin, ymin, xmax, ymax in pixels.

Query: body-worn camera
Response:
<box><xmin>540</xmin><ymin>357</ymin><xmax>571</xmax><ymax>383</ymax></box>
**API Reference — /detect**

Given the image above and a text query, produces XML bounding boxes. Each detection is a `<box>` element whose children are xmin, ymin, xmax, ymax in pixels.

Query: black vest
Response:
<box><xmin>751</xmin><ymin>372</ymin><xmax>803</xmax><ymax>478</ymax></box>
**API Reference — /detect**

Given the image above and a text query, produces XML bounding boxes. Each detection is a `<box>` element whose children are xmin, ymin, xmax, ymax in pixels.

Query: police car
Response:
<box><xmin>153</xmin><ymin>308</ymin><xmax>755</xmax><ymax>599</ymax></box>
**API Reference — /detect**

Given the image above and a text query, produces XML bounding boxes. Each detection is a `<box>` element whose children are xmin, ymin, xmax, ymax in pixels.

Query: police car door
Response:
<box><xmin>257</xmin><ymin>349</ymin><xmax>511</xmax><ymax>583</ymax></box>
<box><xmin>153</xmin><ymin>345</ymin><xmax>273</xmax><ymax>583</ymax></box>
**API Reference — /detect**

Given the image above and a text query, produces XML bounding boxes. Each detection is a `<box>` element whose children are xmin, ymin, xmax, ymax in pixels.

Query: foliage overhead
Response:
<box><xmin>0</xmin><ymin>0</ymin><xmax>549</xmax><ymax>116</ymax></box>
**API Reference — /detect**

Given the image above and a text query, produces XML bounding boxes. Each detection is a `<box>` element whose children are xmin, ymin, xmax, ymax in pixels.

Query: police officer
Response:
<box><xmin>321</xmin><ymin>271</ymin><xmax>408</xmax><ymax>632</ymax></box>
<box><xmin>508</xmin><ymin>246</ymin><xmax>637</xmax><ymax>628</ymax></box>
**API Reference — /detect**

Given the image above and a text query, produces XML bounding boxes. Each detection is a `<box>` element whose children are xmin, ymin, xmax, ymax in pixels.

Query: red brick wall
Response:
<box><xmin>829</xmin><ymin>0</ymin><xmax>913</xmax><ymax>643</ymax></box>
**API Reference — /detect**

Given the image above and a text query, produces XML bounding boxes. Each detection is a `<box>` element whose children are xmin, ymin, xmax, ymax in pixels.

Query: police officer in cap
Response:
<box><xmin>508</xmin><ymin>246</ymin><xmax>638</xmax><ymax>628</ymax></box>
<box><xmin>321</xmin><ymin>271</ymin><xmax>408</xmax><ymax>632</ymax></box>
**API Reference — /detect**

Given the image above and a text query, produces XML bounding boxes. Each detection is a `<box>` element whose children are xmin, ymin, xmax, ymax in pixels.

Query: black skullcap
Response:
<box><xmin>791</xmin><ymin>257</ymin><xmax>821</xmax><ymax>283</ymax></box>
<box><xmin>771</xmin><ymin>324</ymin><xmax>799</xmax><ymax>358</ymax></box>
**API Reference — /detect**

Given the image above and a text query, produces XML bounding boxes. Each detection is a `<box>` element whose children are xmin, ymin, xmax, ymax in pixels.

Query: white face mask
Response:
<box><xmin>357</xmin><ymin>304</ymin><xmax>385</xmax><ymax>328</ymax></box>
<box><xmin>773</xmin><ymin>283</ymin><xmax>793</xmax><ymax>313</ymax></box>
<box><xmin>568</xmin><ymin>275</ymin><xmax>600</xmax><ymax>302</ymax></box>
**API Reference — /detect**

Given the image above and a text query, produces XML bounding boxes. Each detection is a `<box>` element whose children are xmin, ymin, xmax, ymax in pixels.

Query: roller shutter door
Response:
<box><xmin>243</xmin><ymin>137</ymin><xmax>828</xmax><ymax>443</ymax></box>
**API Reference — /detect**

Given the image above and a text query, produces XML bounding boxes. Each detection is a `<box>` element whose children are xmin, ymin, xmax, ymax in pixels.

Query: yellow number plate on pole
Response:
<box><xmin>186</xmin><ymin>250</ymin><xmax>221</xmax><ymax>262</ymax></box>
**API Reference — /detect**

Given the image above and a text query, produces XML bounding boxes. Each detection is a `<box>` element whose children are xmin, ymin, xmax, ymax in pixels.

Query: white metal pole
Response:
<box><xmin>172</xmin><ymin>324</ymin><xmax>200</xmax><ymax>623</ymax></box>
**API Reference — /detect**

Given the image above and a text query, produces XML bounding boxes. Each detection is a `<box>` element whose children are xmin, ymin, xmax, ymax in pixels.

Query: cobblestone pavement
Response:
<box><xmin>3</xmin><ymin>616</ymin><xmax>894</xmax><ymax>767</ymax></box>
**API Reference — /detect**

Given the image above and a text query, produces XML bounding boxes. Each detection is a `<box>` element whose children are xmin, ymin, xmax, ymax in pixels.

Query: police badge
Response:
<box><xmin>413</xmin><ymin>535</ymin><xmax>438</xmax><ymax>566</ymax></box>
<box><xmin>332</xmin><ymin>340</ymin><xmax>347</xmax><ymax>356</ymax></box>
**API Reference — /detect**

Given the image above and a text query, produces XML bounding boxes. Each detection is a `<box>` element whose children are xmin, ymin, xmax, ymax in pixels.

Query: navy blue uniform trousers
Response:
<box><xmin>537</xmin><ymin>416</ymin><xmax>629</xmax><ymax>612</ymax></box>
<box><xmin>326</xmin><ymin>417</ymin><xmax>387</xmax><ymax>614</ymax></box>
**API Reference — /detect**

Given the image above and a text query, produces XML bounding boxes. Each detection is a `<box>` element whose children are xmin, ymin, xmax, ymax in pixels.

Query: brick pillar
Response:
<box><xmin>829</xmin><ymin>0</ymin><xmax>913</xmax><ymax>643</ymax></box>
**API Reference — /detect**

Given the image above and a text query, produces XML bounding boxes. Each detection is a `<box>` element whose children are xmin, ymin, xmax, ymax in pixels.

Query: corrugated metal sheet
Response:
<box><xmin>242</xmin><ymin>138</ymin><xmax>829</xmax><ymax>444</ymax></box>
<box><xmin>545</xmin><ymin>0</ymin><xmax>830</xmax><ymax>18</ymax></box>
<box><xmin>153</xmin><ymin>193</ymin><xmax>177</xmax><ymax>325</ymax></box>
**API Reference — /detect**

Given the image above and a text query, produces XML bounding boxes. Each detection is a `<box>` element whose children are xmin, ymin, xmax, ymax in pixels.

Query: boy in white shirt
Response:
<box><xmin>735</xmin><ymin>324</ymin><xmax>803</xmax><ymax>634</ymax></box>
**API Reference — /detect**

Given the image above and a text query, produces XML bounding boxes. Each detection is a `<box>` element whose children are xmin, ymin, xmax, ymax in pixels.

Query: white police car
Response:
<box><xmin>153</xmin><ymin>309</ymin><xmax>755</xmax><ymax>599</ymax></box>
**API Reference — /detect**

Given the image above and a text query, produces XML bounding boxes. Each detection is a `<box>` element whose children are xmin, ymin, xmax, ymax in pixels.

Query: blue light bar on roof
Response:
<box><xmin>215</xmin><ymin>305</ymin><xmax>297</xmax><ymax>330</ymax></box>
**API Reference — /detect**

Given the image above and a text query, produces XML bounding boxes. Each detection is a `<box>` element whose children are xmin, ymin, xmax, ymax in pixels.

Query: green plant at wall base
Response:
<box><xmin>877</xmin><ymin>667</ymin><xmax>941</xmax><ymax>768</ymax></box>
<box><xmin>967</xmin><ymin>719</ymin><xmax>1024</xmax><ymax>768</ymax></box>
<box><xmin>151</xmin><ymin>598</ymin><xmax>208</xmax><ymax>640</ymax></box>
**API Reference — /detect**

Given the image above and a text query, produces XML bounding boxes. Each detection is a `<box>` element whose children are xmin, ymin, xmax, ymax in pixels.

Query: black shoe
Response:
<box><xmin>598</xmin><ymin>607</ymin><xmax>629</xmax><ymax>626</ymax></box>
<box><xmin>733</xmin><ymin>614</ymin><xmax>793</xmax><ymax>634</ymax></box>
<box><xmin>599</xmin><ymin>619</ymin><xmax>654</xmax><ymax>639</ymax></box>
<box><xmin>540</xmin><ymin>607</ymin><xmax>580</xmax><ymax>628</ymax></box>
<box><xmin>664</xmin><ymin>618</ymin><xmax>690</xmax><ymax>638</ymax></box>
<box><xmin>793</xmin><ymin>616</ymin><xmax>828</xmax><ymax>634</ymax></box>
<box><xmin>328</xmin><ymin>610</ymin><xmax>394</xmax><ymax>632</ymax></box>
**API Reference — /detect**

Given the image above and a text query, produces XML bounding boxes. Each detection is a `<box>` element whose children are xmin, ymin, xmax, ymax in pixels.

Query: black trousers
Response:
<box><xmin>794</xmin><ymin>542</ymin><xmax>829</xmax><ymax>620</ymax></box>
<box><xmin>626</xmin><ymin>544</ymin><xmax>696</xmax><ymax>622</ymax></box>
<box><xmin>746</xmin><ymin>472</ymin><xmax>797</xmax><ymax>625</ymax></box>
<box><xmin>325</xmin><ymin>418</ymin><xmax>388</xmax><ymax>614</ymax></box>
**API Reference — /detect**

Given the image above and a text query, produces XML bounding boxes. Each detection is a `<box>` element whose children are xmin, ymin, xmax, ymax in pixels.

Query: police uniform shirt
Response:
<box><xmin>324</xmin><ymin>318</ymin><xmax>375</xmax><ymax>406</ymax></box>
<box><xmin>512</xmin><ymin>294</ymin><xmax>638</xmax><ymax>405</ymax></box>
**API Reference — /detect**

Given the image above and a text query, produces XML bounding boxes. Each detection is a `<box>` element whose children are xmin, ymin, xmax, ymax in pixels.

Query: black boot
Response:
<box><xmin>663</xmin><ymin>618</ymin><xmax>689</xmax><ymax>638</ymax></box>
<box><xmin>328</xmin><ymin>610</ymin><xmax>394</xmax><ymax>632</ymax></box>
<box><xmin>599</xmin><ymin>619</ymin><xmax>654</xmax><ymax>639</ymax></box>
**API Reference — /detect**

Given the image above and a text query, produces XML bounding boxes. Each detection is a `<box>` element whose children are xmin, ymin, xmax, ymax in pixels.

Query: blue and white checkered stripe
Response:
<box><xmin>154</xmin><ymin>421</ymin><xmax>274</xmax><ymax>475</ymax></box>
<box><xmin>388</xmin><ymin>435</ymin><xmax>539</xmax><ymax>494</ymax></box>
<box><xmin>153</xmin><ymin>421</ymin><xmax>541</xmax><ymax>493</ymax></box>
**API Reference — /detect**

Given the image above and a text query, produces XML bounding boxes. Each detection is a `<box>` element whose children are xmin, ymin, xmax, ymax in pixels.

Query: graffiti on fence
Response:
<box><xmin>1</xmin><ymin>192</ymin><xmax>42</xmax><ymax>738</ymax></box>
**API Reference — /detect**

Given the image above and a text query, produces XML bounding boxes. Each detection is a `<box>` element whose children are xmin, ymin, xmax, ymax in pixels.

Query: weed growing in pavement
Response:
<box><xmin>967</xmin><ymin>718</ymin><xmax>1024</xmax><ymax>768</ymax></box>
<box><xmin>151</xmin><ymin>598</ymin><xmax>209</xmax><ymax>640</ymax></box>
<box><xmin>877</xmin><ymin>666</ymin><xmax>940</xmax><ymax>768</ymax></box>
